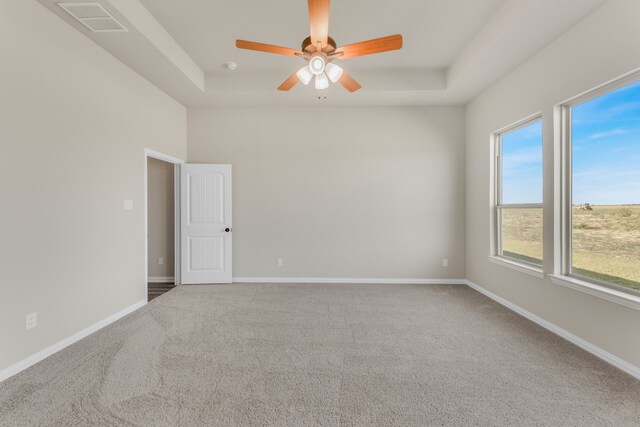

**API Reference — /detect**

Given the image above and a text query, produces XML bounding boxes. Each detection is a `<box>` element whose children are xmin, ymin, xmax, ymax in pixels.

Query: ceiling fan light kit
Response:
<box><xmin>236</xmin><ymin>0</ymin><xmax>403</xmax><ymax>93</ymax></box>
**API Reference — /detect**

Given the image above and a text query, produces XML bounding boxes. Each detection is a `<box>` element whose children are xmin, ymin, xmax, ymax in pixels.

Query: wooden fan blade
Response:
<box><xmin>236</xmin><ymin>40</ymin><xmax>301</xmax><ymax>57</ymax></box>
<box><xmin>336</xmin><ymin>34</ymin><xmax>403</xmax><ymax>59</ymax></box>
<box><xmin>278</xmin><ymin>72</ymin><xmax>300</xmax><ymax>91</ymax></box>
<box><xmin>308</xmin><ymin>0</ymin><xmax>330</xmax><ymax>49</ymax></box>
<box><xmin>338</xmin><ymin>71</ymin><xmax>361</xmax><ymax>93</ymax></box>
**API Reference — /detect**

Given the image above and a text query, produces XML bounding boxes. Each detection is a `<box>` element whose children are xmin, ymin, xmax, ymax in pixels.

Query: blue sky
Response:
<box><xmin>572</xmin><ymin>80</ymin><xmax>640</xmax><ymax>205</ymax></box>
<box><xmin>502</xmin><ymin>80</ymin><xmax>640</xmax><ymax>205</ymax></box>
<box><xmin>502</xmin><ymin>120</ymin><xmax>543</xmax><ymax>204</ymax></box>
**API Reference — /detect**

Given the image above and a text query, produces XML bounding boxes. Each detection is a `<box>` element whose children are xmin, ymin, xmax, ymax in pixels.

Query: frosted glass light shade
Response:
<box><xmin>325</xmin><ymin>62</ymin><xmax>343</xmax><ymax>83</ymax></box>
<box><xmin>309</xmin><ymin>56</ymin><xmax>325</xmax><ymax>75</ymax></box>
<box><xmin>296</xmin><ymin>65</ymin><xmax>313</xmax><ymax>85</ymax></box>
<box><xmin>315</xmin><ymin>72</ymin><xmax>329</xmax><ymax>90</ymax></box>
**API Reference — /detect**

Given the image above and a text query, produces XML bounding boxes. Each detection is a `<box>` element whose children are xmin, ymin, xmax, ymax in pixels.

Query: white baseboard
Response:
<box><xmin>0</xmin><ymin>299</ymin><xmax>146</xmax><ymax>383</ymax></box>
<box><xmin>232</xmin><ymin>277</ymin><xmax>467</xmax><ymax>285</ymax></box>
<box><xmin>148</xmin><ymin>276</ymin><xmax>175</xmax><ymax>283</ymax></box>
<box><xmin>465</xmin><ymin>280</ymin><xmax>640</xmax><ymax>380</ymax></box>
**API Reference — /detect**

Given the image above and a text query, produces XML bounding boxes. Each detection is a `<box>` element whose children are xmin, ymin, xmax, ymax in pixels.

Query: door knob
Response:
<box><xmin>225</xmin><ymin>228</ymin><xmax>232</xmax><ymax>232</ymax></box>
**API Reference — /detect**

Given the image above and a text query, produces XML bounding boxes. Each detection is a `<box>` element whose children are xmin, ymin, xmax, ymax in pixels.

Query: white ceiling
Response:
<box><xmin>137</xmin><ymin>0</ymin><xmax>504</xmax><ymax>74</ymax></box>
<box><xmin>37</xmin><ymin>0</ymin><xmax>608</xmax><ymax>107</ymax></box>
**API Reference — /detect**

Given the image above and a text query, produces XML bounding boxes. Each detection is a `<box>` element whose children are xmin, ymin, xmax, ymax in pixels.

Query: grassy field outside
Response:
<box><xmin>501</xmin><ymin>208</ymin><xmax>543</xmax><ymax>266</ymax></box>
<box><xmin>501</xmin><ymin>205</ymin><xmax>640</xmax><ymax>292</ymax></box>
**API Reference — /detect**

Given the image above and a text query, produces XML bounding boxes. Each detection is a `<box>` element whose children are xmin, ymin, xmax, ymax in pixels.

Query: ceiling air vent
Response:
<box><xmin>57</xmin><ymin>2</ymin><xmax>127</xmax><ymax>33</ymax></box>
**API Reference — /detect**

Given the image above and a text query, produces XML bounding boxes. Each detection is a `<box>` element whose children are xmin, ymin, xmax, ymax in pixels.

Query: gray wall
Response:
<box><xmin>147</xmin><ymin>158</ymin><xmax>175</xmax><ymax>279</ymax></box>
<box><xmin>465</xmin><ymin>0</ymin><xmax>640</xmax><ymax>368</ymax></box>
<box><xmin>0</xmin><ymin>1</ymin><xmax>186</xmax><ymax>372</ymax></box>
<box><xmin>188</xmin><ymin>107</ymin><xmax>465</xmax><ymax>280</ymax></box>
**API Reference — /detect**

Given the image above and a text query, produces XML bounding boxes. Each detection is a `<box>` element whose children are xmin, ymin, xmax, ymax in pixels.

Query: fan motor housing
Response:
<box><xmin>302</xmin><ymin>36</ymin><xmax>337</xmax><ymax>53</ymax></box>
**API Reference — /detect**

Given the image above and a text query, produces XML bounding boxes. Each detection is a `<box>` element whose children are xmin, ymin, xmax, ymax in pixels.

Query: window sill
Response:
<box><xmin>549</xmin><ymin>274</ymin><xmax>640</xmax><ymax>311</ymax></box>
<box><xmin>487</xmin><ymin>256</ymin><xmax>545</xmax><ymax>279</ymax></box>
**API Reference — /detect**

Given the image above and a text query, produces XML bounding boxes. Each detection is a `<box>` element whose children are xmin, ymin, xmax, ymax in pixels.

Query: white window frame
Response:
<box><xmin>552</xmin><ymin>70</ymin><xmax>640</xmax><ymax>309</ymax></box>
<box><xmin>489</xmin><ymin>114</ymin><xmax>544</xmax><ymax>278</ymax></box>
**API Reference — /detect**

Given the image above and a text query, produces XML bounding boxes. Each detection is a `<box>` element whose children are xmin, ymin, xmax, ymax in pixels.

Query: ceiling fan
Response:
<box><xmin>235</xmin><ymin>0</ymin><xmax>403</xmax><ymax>93</ymax></box>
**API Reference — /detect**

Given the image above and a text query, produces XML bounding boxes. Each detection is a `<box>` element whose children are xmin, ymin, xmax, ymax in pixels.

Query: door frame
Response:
<box><xmin>144</xmin><ymin>148</ymin><xmax>184</xmax><ymax>301</ymax></box>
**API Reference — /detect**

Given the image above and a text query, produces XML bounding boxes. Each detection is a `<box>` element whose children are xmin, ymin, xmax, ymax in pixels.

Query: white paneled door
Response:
<box><xmin>180</xmin><ymin>164</ymin><xmax>232</xmax><ymax>284</ymax></box>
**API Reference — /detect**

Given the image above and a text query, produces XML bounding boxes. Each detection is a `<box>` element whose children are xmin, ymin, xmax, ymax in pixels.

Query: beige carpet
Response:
<box><xmin>0</xmin><ymin>283</ymin><xmax>638</xmax><ymax>426</ymax></box>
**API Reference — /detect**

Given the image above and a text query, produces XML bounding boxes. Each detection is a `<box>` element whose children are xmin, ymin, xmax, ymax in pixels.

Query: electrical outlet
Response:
<box><xmin>26</xmin><ymin>312</ymin><xmax>37</xmax><ymax>331</ymax></box>
<box><xmin>124</xmin><ymin>199</ymin><xmax>133</xmax><ymax>210</ymax></box>
<box><xmin>442</xmin><ymin>258</ymin><xmax>449</xmax><ymax>267</ymax></box>
<box><xmin>158</xmin><ymin>257</ymin><xmax>164</xmax><ymax>265</ymax></box>
<box><xmin>277</xmin><ymin>257</ymin><xmax>283</xmax><ymax>267</ymax></box>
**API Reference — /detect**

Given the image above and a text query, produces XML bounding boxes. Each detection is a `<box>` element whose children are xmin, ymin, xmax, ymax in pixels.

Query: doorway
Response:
<box><xmin>144</xmin><ymin>149</ymin><xmax>183</xmax><ymax>301</ymax></box>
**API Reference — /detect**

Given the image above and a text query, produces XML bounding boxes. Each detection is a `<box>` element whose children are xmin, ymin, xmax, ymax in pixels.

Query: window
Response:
<box><xmin>493</xmin><ymin>117</ymin><xmax>543</xmax><ymax>268</ymax></box>
<box><xmin>560</xmin><ymin>77</ymin><xmax>640</xmax><ymax>295</ymax></box>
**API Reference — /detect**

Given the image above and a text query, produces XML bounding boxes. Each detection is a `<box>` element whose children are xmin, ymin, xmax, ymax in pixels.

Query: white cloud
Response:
<box><xmin>587</xmin><ymin>129</ymin><xmax>629</xmax><ymax>140</ymax></box>
<box><xmin>502</xmin><ymin>147</ymin><xmax>542</xmax><ymax>178</ymax></box>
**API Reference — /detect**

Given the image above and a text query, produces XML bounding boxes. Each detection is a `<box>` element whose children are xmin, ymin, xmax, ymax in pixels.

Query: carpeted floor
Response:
<box><xmin>0</xmin><ymin>283</ymin><xmax>639</xmax><ymax>426</ymax></box>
